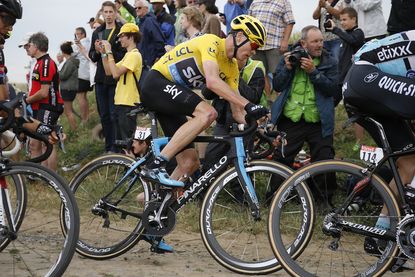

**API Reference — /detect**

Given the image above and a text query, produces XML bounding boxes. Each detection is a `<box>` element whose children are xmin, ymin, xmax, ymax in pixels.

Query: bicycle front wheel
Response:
<box><xmin>69</xmin><ymin>154</ymin><xmax>150</xmax><ymax>259</ymax></box>
<box><xmin>269</xmin><ymin>160</ymin><xmax>401</xmax><ymax>277</ymax></box>
<box><xmin>200</xmin><ymin>160</ymin><xmax>294</xmax><ymax>274</ymax></box>
<box><xmin>0</xmin><ymin>161</ymin><xmax>79</xmax><ymax>277</ymax></box>
<box><xmin>0</xmin><ymin>173</ymin><xmax>26</xmax><ymax>251</ymax></box>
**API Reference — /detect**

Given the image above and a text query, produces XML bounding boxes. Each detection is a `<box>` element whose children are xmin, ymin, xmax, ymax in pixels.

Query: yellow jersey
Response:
<box><xmin>115</xmin><ymin>49</ymin><xmax>142</xmax><ymax>106</ymax></box>
<box><xmin>152</xmin><ymin>34</ymin><xmax>239</xmax><ymax>91</ymax></box>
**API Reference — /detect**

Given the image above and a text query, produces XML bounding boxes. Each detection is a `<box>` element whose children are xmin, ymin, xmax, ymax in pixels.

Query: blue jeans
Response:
<box><xmin>324</xmin><ymin>39</ymin><xmax>341</xmax><ymax>63</ymax></box>
<box><xmin>95</xmin><ymin>83</ymin><xmax>116</xmax><ymax>152</ymax></box>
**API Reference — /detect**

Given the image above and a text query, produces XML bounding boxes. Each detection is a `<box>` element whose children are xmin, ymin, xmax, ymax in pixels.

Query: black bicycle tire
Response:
<box><xmin>0</xmin><ymin>174</ymin><xmax>26</xmax><ymax>251</ymax></box>
<box><xmin>269</xmin><ymin>160</ymin><xmax>401</xmax><ymax>277</ymax></box>
<box><xmin>68</xmin><ymin>154</ymin><xmax>149</xmax><ymax>259</ymax></box>
<box><xmin>200</xmin><ymin>160</ymin><xmax>295</xmax><ymax>275</ymax></box>
<box><xmin>4</xmin><ymin>162</ymin><xmax>79</xmax><ymax>277</ymax></box>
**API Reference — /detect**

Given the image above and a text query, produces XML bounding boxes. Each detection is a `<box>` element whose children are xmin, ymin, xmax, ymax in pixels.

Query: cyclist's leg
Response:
<box><xmin>160</xmin><ymin>101</ymin><xmax>217</xmax><ymax>160</ymax></box>
<box><xmin>141</xmin><ymin>70</ymin><xmax>215</xmax><ymax>185</ymax></box>
<box><xmin>170</xmin><ymin>148</ymin><xmax>200</xmax><ymax>181</ymax></box>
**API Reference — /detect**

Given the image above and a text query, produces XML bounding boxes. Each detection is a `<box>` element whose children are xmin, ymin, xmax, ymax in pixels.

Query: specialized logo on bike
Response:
<box><xmin>168</xmin><ymin>57</ymin><xmax>205</xmax><ymax>88</ymax></box>
<box><xmin>163</xmin><ymin>84</ymin><xmax>183</xmax><ymax>100</ymax></box>
<box><xmin>364</xmin><ymin>72</ymin><xmax>379</xmax><ymax>83</ymax></box>
<box><xmin>378</xmin><ymin>76</ymin><xmax>415</xmax><ymax>96</ymax></box>
<box><xmin>376</xmin><ymin>41</ymin><xmax>413</xmax><ymax>61</ymax></box>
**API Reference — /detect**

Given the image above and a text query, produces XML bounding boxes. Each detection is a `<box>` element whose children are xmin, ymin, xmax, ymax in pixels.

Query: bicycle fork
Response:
<box><xmin>0</xmin><ymin>177</ymin><xmax>17</xmax><ymax>240</ymax></box>
<box><xmin>234</xmin><ymin>137</ymin><xmax>261</xmax><ymax>220</ymax></box>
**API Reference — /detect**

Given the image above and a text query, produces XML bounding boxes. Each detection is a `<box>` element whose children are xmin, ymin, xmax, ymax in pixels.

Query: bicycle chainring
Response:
<box><xmin>142</xmin><ymin>202</ymin><xmax>176</xmax><ymax>237</ymax></box>
<box><xmin>397</xmin><ymin>214</ymin><xmax>415</xmax><ymax>260</ymax></box>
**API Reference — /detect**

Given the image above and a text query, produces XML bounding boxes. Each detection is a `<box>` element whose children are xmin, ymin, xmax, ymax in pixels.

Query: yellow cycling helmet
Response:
<box><xmin>230</xmin><ymin>15</ymin><xmax>266</xmax><ymax>48</ymax></box>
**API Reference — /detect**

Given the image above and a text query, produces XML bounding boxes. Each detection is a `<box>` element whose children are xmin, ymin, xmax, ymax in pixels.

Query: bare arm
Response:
<box><xmin>280</xmin><ymin>23</ymin><xmax>294</xmax><ymax>53</ymax></box>
<box><xmin>104</xmin><ymin>53</ymin><xmax>128</xmax><ymax>79</ymax></box>
<box><xmin>26</xmin><ymin>84</ymin><xmax>50</xmax><ymax>104</ymax></box>
<box><xmin>325</xmin><ymin>2</ymin><xmax>342</xmax><ymax>19</ymax></box>
<box><xmin>312</xmin><ymin>0</ymin><xmax>325</xmax><ymax>19</ymax></box>
<box><xmin>203</xmin><ymin>60</ymin><xmax>249</xmax><ymax>108</ymax></box>
<box><xmin>0</xmin><ymin>84</ymin><xmax>7</xmax><ymax>101</ymax></box>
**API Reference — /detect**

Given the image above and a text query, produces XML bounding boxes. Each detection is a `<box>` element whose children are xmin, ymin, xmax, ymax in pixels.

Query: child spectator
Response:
<box><xmin>326</xmin><ymin>7</ymin><xmax>364</xmax><ymax>90</ymax></box>
<box><xmin>326</xmin><ymin>7</ymin><xmax>365</xmax><ymax>150</ymax></box>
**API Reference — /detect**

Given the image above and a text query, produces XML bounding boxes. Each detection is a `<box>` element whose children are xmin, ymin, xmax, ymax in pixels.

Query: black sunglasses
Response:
<box><xmin>0</xmin><ymin>13</ymin><xmax>16</xmax><ymax>27</ymax></box>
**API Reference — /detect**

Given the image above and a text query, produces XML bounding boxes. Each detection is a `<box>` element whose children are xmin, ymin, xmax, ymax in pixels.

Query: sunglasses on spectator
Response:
<box><xmin>0</xmin><ymin>13</ymin><xmax>16</xmax><ymax>27</ymax></box>
<box><xmin>135</xmin><ymin>6</ymin><xmax>143</xmax><ymax>10</ymax></box>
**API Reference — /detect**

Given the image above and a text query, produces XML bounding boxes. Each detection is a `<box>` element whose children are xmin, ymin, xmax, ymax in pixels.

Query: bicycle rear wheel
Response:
<box><xmin>0</xmin><ymin>161</ymin><xmax>79</xmax><ymax>277</ymax></box>
<box><xmin>200</xmin><ymin>160</ymin><xmax>298</xmax><ymax>274</ymax></box>
<box><xmin>269</xmin><ymin>160</ymin><xmax>401</xmax><ymax>277</ymax></box>
<box><xmin>69</xmin><ymin>154</ymin><xmax>150</xmax><ymax>259</ymax></box>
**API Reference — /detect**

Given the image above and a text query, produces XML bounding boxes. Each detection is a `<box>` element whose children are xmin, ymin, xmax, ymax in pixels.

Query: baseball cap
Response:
<box><xmin>18</xmin><ymin>32</ymin><xmax>34</xmax><ymax>48</ymax></box>
<box><xmin>87</xmin><ymin>17</ymin><xmax>95</xmax><ymax>24</ymax></box>
<box><xmin>149</xmin><ymin>0</ymin><xmax>165</xmax><ymax>3</ymax></box>
<box><xmin>118</xmin><ymin>23</ymin><xmax>139</xmax><ymax>36</ymax></box>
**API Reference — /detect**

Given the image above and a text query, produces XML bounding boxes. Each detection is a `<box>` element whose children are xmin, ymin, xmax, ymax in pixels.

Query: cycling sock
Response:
<box><xmin>375</xmin><ymin>214</ymin><xmax>390</xmax><ymax>230</ymax></box>
<box><xmin>147</xmin><ymin>155</ymin><xmax>169</xmax><ymax>169</ymax></box>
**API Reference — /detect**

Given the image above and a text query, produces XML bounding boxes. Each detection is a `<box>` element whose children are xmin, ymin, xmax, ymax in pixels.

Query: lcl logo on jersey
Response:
<box><xmin>364</xmin><ymin>72</ymin><xmax>379</xmax><ymax>83</ymax></box>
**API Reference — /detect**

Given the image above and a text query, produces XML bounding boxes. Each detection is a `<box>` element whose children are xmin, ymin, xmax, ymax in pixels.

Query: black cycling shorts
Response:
<box><xmin>140</xmin><ymin>70</ymin><xmax>203</xmax><ymax>137</ymax></box>
<box><xmin>33</xmin><ymin>109</ymin><xmax>60</xmax><ymax>126</ymax></box>
<box><xmin>343</xmin><ymin>63</ymin><xmax>415</xmax><ymax>151</ymax></box>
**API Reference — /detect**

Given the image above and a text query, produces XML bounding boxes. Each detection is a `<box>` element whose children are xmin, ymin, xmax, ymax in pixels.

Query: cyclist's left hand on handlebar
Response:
<box><xmin>244</xmin><ymin>103</ymin><xmax>269</xmax><ymax>120</ymax></box>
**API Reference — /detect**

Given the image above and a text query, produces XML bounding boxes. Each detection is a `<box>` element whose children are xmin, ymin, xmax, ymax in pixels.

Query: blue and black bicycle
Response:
<box><xmin>66</xmin><ymin>104</ymin><xmax>302</xmax><ymax>275</ymax></box>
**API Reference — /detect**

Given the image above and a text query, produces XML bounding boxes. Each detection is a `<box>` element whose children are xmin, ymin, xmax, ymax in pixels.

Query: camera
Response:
<box><xmin>288</xmin><ymin>46</ymin><xmax>309</xmax><ymax>67</ymax></box>
<box><xmin>323</xmin><ymin>19</ymin><xmax>332</xmax><ymax>31</ymax></box>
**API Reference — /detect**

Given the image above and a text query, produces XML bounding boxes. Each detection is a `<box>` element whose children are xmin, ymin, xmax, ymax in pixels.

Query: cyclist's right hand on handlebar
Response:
<box><xmin>244</xmin><ymin>103</ymin><xmax>269</xmax><ymax>120</ymax></box>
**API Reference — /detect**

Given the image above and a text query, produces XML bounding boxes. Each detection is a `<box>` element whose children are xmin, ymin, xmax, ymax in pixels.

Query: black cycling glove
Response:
<box><xmin>36</xmin><ymin>123</ymin><xmax>52</xmax><ymax>135</ymax></box>
<box><xmin>244</xmin><ymin>103</ymin><xmax>269</xmax><ymax>120</ymax></box>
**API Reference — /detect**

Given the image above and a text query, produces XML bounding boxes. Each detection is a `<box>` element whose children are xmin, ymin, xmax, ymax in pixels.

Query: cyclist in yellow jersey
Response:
<box><xmin>140</xmin><ymin>15</ymin><xmax>268</xmax><ymax>190</ymax></box>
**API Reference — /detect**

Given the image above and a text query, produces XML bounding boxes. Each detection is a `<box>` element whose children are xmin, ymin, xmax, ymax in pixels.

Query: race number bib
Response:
<box><xmin>359</xmin><ymin>145</ymin><xmax>384</xmax><ymax>165</ymax></box>
<box><xmin>134</xmin><ymin>127</ymin><xmax>151</xmax><ymax>140</ymax></box>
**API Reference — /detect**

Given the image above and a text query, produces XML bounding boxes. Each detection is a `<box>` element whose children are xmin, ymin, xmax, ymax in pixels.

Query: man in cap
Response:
<box><xmin>150</xmin><ymin>0</ymin><xmax>175</xmax><ymax>46</ymax></box>
<box><xmin>18</xmin><ymin>32</ymin><xmax>36</xmax><ymax>91</ymax></box>
<box><xmin>134</xmin><ymin>0</ymin><xmax>166</xmax><ymax>67</ymax></box>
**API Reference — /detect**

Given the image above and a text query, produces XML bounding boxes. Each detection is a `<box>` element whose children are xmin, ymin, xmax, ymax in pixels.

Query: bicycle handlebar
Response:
<box><xmin>23</xmin><ymin>129</ymin><xmax>53</xmax><ymax>163</ymax></box>
<box><xmin>0</xmin><ymin>92</ymin><xmax>65</xmax><ymax>162</ymax></box>
<box><xmin>229</xmin><ymin>116</ymin><xmax>258</xmax><ymax>137</ymax></box>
